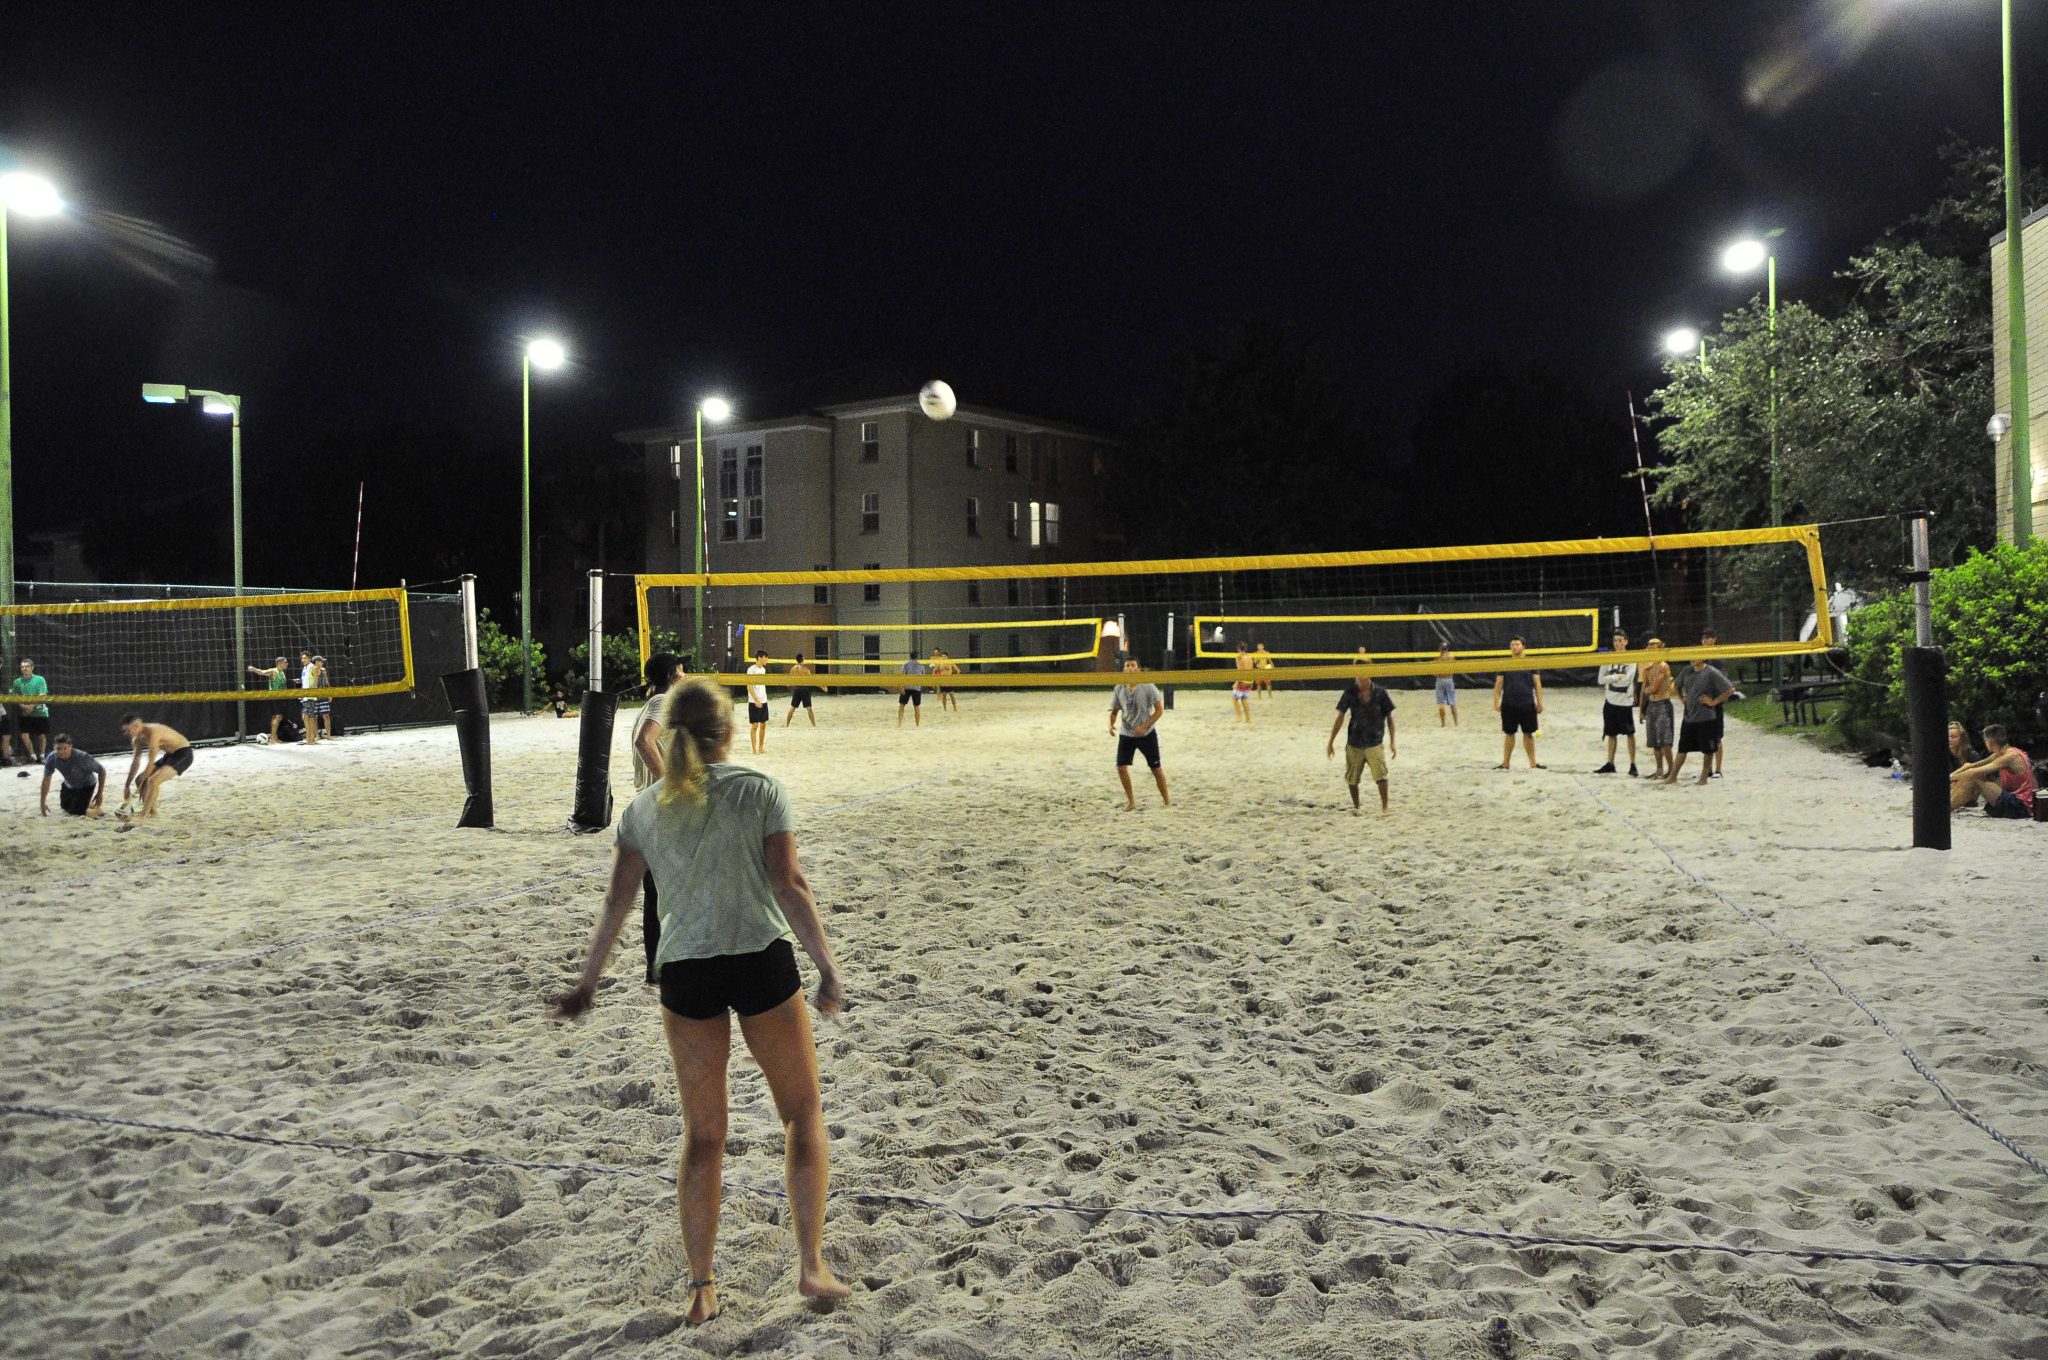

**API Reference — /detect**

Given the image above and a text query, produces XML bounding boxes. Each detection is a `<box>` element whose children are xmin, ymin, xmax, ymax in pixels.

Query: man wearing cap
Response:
<box><xmin>1593</xmin><ymin>629</ymin><xmax>1638</xmax><ymax>776</ymax></box>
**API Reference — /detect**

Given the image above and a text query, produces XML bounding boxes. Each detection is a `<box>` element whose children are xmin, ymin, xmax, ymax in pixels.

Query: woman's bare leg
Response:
<box><xmin>661</xmin><ymin>1008</ymin><xmax>732</xmax><ymax>1324</ymax></box>
<box><xmin>736</xmin><ymin>994</ymin><xmax>848</xmax><ymax>1301</ymax></box>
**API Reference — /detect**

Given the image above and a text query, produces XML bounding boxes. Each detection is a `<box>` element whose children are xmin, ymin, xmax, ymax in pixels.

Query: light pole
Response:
<box><xmin>1723</xmin><ymin>235</ymin><xmax>1780</xmax><ymax>529</ymax></box>
<box><xmin>2003</xmin><ymin>0</ymin><xmax>2034</xmax><ymax>544</ymax></box>
<box><xmin>692</xmin><ymin>396</ymin><xmax>731</xmax><ymax>669</ymax></box>
<box><xmin>1662</xmin><ymin>326</ymin><xmax>1707</xmax><ymax>369</ymax></box>
<box><xmin>0</xmin><ymin>171</ymin><xmax>64</xmax><ymax>624</ymax></box>
<box><xmin>141</xmin><ymin>383</ymin><xmax>245</xmax><ymax>738</ymax></box>
<box><xmin>521</xmin><ymin>337</ymin><xmax>566</xmax><ymax>715</ymax></box>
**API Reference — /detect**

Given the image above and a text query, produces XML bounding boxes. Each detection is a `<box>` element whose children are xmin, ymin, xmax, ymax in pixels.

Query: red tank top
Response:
<box><xmin>1999</xmin><ymin>747</ymin><xmax>2036</xmax><ymax>807</ymax></box>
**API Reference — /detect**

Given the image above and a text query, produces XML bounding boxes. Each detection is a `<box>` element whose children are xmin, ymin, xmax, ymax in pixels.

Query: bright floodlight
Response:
<box><xmin>1662</xmin><ymin>327</ymin><xmax>1702</xmax><ymax>356</ymax></box>
<box><xmin>700</xmin><ymin>396</ymin><xmax>732</xmax><ymax>423</ymax></box>
<box><xmin>1722</xmin><ymin>239</ymin><xmax>1769</xmax><ymax>274</ymax></box>
<box><xmin>1988</xmin><ymin>412</ymin><xmax>2013</xmax><ymax>441</ymax></box>
<box><xmin>140</xmin><ymin>383</ymin><xmax>188</xmax><ymax>405</ymax></box>
<box><xmin>201</xmin><ymin>396</ymin><xmax>236</xmax><ymax>416</ymax></box>
<box><xmin>526</xmin><ymin>338</ymin><xmax>566</xmax><ymax>371</ymax></box>
<box><xmin>0</xmin><ymin>172</ymin><xmax>63</xmax><ymax>218</ymax></box>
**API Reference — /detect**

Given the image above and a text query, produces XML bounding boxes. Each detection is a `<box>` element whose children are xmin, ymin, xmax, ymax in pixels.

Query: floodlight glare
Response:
<box><xmin>0</xmin><ymin>172</ymin><xmax>63</xmax><ymax>218</ymax></box>
<box><xmin>1722</xmin><ymin>239</ymin><xmax>1769</xmax><ymax>274</ymax></box>
<box><xmin>201</xmin><ymin>397</ymin><xmax>236</xmax><ymax>416</ymax></box>
<box><xmin>1662</xmin><ymin>327</ymin><xmax>1702</xmax><ymax>356</ymax></box>
<box><xmin>700</xmin><ymin>396</ymin><xmax>732</xmax><ymax>423</ymax></box>
<box><xmin>526</xmin><ymin>338</ymin><xmax>566</xmax><ymax>371</ymax></box>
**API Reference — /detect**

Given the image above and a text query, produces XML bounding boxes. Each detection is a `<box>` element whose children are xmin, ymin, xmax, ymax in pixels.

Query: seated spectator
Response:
<box><xmin>1948</xmin><ymin>722</ymin><xmax>1984</xmax><ymax>809</ymax></box>
<box><xmin>40</xmin><ymin>733</ymin><xmax>107</xmax><ymax>817</ymax></box>
<box><xmin>1950</xmin><ymin>724</ymin><xmax>2036</xmax><ymax>820</ymax></box>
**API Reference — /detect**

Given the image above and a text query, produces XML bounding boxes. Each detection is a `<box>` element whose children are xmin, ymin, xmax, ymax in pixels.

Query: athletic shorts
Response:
<box><xmin>1602</xmin><ymin>704</ymin><xmax>1635</xmax><ymax>738</ymax></box>
<box><xmin>747</xmin><ymin>702</ymin><xmax>770</xmax><ymax>725</ymax></box>
<box><xmin>1116</xmin><ymin>732</ymin><xmax>1161</xmax><ymax>769</ymax></box>
<box><xmin>153</xmin><ymin>748</ymin><xmax>194</xmax><ymax>777</ymax></box>
<box><xmin>898</xmin><ymin>690</ymin><xmax>922</xmax><ymax>707</ymax></box>
<box><xmin>1986</xmin><ymin>790</ymin><xmax>2034</xmax><ymax>820</ymax></box>
<box><xmin>1499</xmin><ymin>703</ymin><xmax>1538</xmax><ymax>736</ymax></box>
<box><xmin>302</xmin><ymin>698</ymin><xmax>331</xmax><ymax>716</ymax></box>
<box><xmin>17</xmin><ymin>715</ymin><xmax>49</xmax><ymax>737</ymax></box>
<box><xmin>1433</xmin><ymin>679</ymin><xmax>1456</xmax><ymax>706</ymax></box>
<box><xmin>1232</xmin><ymin>684</ymin><xmax>1250</xmax><ymax>698</ymax></box>
<box><xmin>658</xmin><ymin>938</ymin><xmax>801</xmax><ymax>1021</ymax></box>
<box><xmin>1344</xmin><ymin>743</ymin><xmax>1388</xmax><ymax>785</ymax></box>
<box><xmin>1642</xmin><ymin>699</ymin><xmax>1674</xmax><ymax>748</ymax></box>
<box><xmin>59</xmin><ymin>783</ymin><xmax>93</xmax><ymax>815</ymax></box>
<box><xmin>1678</xmin><ymin>721</ymin><xmax>1718</xmax><ymax>755</ymax></box>
<box><xmin>789</xmin><ymin>689</ymin><xmax>813</xmax><ymax>708</ymax></box>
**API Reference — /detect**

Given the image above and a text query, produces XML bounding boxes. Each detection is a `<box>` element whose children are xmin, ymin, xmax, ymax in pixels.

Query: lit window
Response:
<box><xmin>1007</xmin><ymin>501</ymin><xmax>1020</xmax><ymax>540</ymax></box>
<box><xmin>861</xmin><ymin>491</ymin><xmax>880</xmax><ymax>535</ymax></box>
<box><xmin>1029</xmin><ymin>500</ymin><xmax>1042</xmax><ymax>547</ymax></box>
<box><xmin>743</xmin><ymin>444</ymin><xmax>764</xmax><ymax>540</ymax></box>
<box><xmin>719</xmin><ymin>447</ymin><xmax>740</xmax><ymax>542</ymax></box>
<box><xmin>1044</xmin><ymin>501</ymin><xmax>1060</xmax><ymax>546</ymax></box>
<box><xmin>861</xmin><ymin>420</ymin><xmax>879</xmax><ymax>462</ymax></box>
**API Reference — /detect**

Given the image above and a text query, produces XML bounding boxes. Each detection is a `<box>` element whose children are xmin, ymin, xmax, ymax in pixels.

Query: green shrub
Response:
<box><xmin>563</xmin><ymin>627</ymin><xmax>685</xmax><ymax>700</ymax></box>
<box><xmin>1837</xmin><ymin>541</ymin><xmax>2048</xmax><ymax>742</ymax></box>
<box><xmin>475</xmin><ymin>607</ymin><xmax>547</xmax><ymax>711</ymax></box>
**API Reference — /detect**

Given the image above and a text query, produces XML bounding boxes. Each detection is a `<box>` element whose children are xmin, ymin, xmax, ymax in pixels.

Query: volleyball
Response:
<box><xmin>918</xmin><ymin>380</ymin><xmax>957</xmax><ymax>421</ymax></box>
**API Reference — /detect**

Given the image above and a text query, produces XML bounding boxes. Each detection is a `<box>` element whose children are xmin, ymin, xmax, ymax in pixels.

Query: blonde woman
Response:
<box><xmin>551</xmin><ymin>678</ymin><xmax>848</xmax><ymax>1324</ymax></box>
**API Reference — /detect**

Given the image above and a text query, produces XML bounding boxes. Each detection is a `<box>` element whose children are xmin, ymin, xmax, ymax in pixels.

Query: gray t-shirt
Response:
<box><xmin>630</xmin><ymin>691</ymin><xmax>667</xmax><ymax>791</ymax></box>
<box><xmin>1598</xmin><ymin>661</ymin><xmax>1637</xmax><ymax>708</ymax></box>
<box><xmin>617</xmin><ymin>763</ymin><xmax>797</xmax><ymax>968</ymax></box>
<box><xmin>1680</xmin><ymin>664</ymin><xmax>1733</xmax><ymax>725</ymax></box>
<box><xmin>43</xmin><ymin>749</ymin><xmax>105</xmax><ymax>789</ymax></box>
<box><xmin>1111</xmin><ymin>682</ymin><xmax>1162</xmax><ymax>737</ymax></box>
<box><xmin>901</xmin><ymin>658</ymin><xmax>929</xmax><ymax>693</ymax></box>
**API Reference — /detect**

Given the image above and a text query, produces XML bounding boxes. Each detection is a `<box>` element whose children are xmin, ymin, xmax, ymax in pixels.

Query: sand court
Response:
<box><xmin>2</xmin><ymin>687</ymin><xmax>2045</xmax><ymax>1357</ymax></box>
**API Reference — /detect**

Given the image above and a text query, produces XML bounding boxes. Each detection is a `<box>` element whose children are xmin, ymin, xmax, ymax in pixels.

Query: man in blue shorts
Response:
<box><xmin>1108</xmin><ymin>655</ymin><xmax>1169</xmax><ymax>809</ymax></box>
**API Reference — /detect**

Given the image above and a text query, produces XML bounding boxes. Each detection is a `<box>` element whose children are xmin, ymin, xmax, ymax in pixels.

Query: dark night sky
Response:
<box><xmin>0</xmin><ymin>0</ymin><xmax>2035</xmax><ymax>587</ymax></box>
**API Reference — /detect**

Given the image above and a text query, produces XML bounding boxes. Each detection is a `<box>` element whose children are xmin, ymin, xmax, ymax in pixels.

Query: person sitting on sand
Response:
<box><xmin>1947</xmin><ymin>721</ymin><xmax>1982</xmax><ymax>809</ymax></box>
<box><xmin>1951</xmin><ymin>724</ymin><xmax>2036</xmax><ymax>819</ymax></box>
<box><xmin>550</xmin><ymin>678</ymin><xmax>849</xmax><ymax>1325</ymax></box>
<box><xmin>1108</xmin><ymin>654</ymin><xmax>1170</xmax><ymax>810</ymax></box>
<box><xmin>1328</xmin><ymin>667</ymin><xmax>1396</xmax><ymax>813</ymax></box>
<box><xmin>1491</xmin><ymin>639</ymin><xmax>1543</xmax><ymax>769</ymax></box>
<box><xmin>119</xmin><ymin>714</ymin><xmax>192</xmax><ymax>821</ymax></box>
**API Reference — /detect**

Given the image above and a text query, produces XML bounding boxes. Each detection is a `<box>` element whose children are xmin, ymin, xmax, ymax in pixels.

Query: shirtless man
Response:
<box><xmin>785</xmin><ymin>652</ymin><xmax>817</xmax><ymax>727</ymax></box>
<box><xmin>119</xmin><ymin>714</ymin><xmax>193</xmax><ymax>821</ymax></box>
<box><xmin>1232</xmin><ymin>643</ymin><xmax>1254</xmax><ymax>724</ymax></box>
<box><xmin>1251</xmin><ymin>643</ymin><xmax>1275</xmax><ymax>698</ymax></box>
<box><xmin>1637</xmin><ymin>639</ymin><xmax>1677</xmax><ymax>779</ymax></box>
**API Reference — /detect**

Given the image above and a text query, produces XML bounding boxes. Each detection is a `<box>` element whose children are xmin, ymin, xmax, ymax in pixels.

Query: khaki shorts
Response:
<box><xmin>1344</xmin><ymin>743</ymin><xmax>1388</xmax><ymax>785</ymax></box>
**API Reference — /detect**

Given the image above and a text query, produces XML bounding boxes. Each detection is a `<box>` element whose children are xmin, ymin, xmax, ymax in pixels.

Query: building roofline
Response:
<box><xmin>618</xmin><ymin>400</ymin><xmax>1119</xmax><ymax>447</ymax></box>
<box><xmin>1989</xmin><ymin>201</ymin><xmax>2048</xmax><ymax>245</ymax></box>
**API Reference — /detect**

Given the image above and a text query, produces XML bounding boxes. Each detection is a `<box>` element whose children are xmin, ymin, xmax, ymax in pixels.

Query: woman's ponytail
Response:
<box><xmin>659</xmin><ymin>678</ymin><xmax>731</xmax><ymax>806</ymax></box>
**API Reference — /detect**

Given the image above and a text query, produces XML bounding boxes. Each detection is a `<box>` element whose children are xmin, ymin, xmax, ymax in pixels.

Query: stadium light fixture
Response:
<box><xmin>1721</xmin><ymin>238</ymin><xmax>1768</xmax><ymax>274</ymax></box>
<box><xmin>518</xmin><ymin>337</ymin><xmax>567</xmax><ymax>713</ymax></box>
<box><xmin>140</xmin><ymin>383</ymin><xmax>248</xmax><ymax>739</ymax></box>
<box><xmin>689</xmin><ymin>396</ymin><xmax>734</xmax><ymax>666</ymax></box>
<box><xmin>526</xmin><ymin>337</ymin><xmax>566</xmax><ymax>371</ymax></box>
<box><xmin>0</xmin><ymin>169</ymin><xmax>67</xmax><ymax>629</ymax></box>
<box><xmin>1662</xmin><ymin>327</ymin><xmax>1703</xmax><ymax>358</ymax></box>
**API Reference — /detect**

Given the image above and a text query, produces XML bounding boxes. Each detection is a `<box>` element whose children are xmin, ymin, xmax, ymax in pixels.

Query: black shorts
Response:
<box><xmin>899</xmin><ymin>689</ymin><xmax>922</xmax><ymax>707</ymax></box>
<box><xmin>1116</xmin><ymin>732</ymin><xmax>1162</xmax><ymax>769</ymax></box>
<box><xmin>1500</xmin><ymin>703</ymin><xmax>1538</xmax><ymax>736</ymax></box>
<box><xmin>1602</xmin><ymin>705</ymin><xmax>1635</xmax><ymax>738</ymax></box>
<box><xmin>59</xmin><ymin>783</ymin><xmax>93</xmax><ymax>815</ymax></box>
<box><xmin>789</xmin><ymin>689</ymin><xmax>813</xmax><ymax>708</ymax></box>
<box><xmin>747</xmin><ymin>702</ymin><xmax>770</xmax><ymax>725</ymax></box>
<box><xmin>1678</xmin><ymin>721</ymin><xmax>1718</xmax><ymax>755</ymax></box>
<box><xmin>153</xmin><ymin>748</ymin><xmax>194</xmax><ymax>777</ymax></box>
<box><xmin>658</xmin><ymin>939</ymin><xmax>801</xmax><ymax>1021</ymax></box>
<box><xmin>17</xmin><ymin>715</ymin><xmax>49</xmax><ymax>737</ymax></box>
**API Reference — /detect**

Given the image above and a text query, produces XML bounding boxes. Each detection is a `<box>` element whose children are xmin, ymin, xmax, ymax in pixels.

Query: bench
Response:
<box><xmin>1774</xmin><ymin>679</ymin><xmax>1845</xmax><ymax>726</ymax></box>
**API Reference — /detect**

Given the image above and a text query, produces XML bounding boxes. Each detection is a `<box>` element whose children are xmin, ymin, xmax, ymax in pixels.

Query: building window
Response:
<box><xmin>966</xmin><ymin>579</ymin><xmax>981</xmax><ymax>606</ymax></box>
<box><xmin>1008</xmin><ymin>501</ymin><xmax>1020</xmax><ymax>540</ymax></box>
<box><xmin>1029</xmin><ymin>500</ymin><xmax>1042</xmax><ymax>547</ymax></box>
<box><xmin>861</xmin><ymin>420</ymin><xmax>879</xmax><ymax>462</ymax></box>
<box><xmin>718</xmin><ymin>447</ymin><xmax>740</xmax><ymax>542</ymax></box>
<box><xmin>966</xmin><ymin>496</ymin><xmax>980</xmax><ymax>537</ymax></box>
<box><xmin>1008</xmin><ymin>632</ymin><xmax>1022</xmax><ymax>657</ymax></box>
<box><xmin>1044</xmin><ymin>579</ymin><xmax>1060</xmax><ymax>605</ymax></box>
<box><xmin>1006</xmin><ymin>578</ymin><xmax>1020</xmax><ymax>605</ymax></box>
<box><xmin>964</xmin><ymin>429</ymin><xmax>980</xmax><ymax>468</ymax></box>
<box><xmin>863</xmin><ymin>563</ymin><xmax>881</xmax><ymax>605</ymax></box>
<box><xmin>813</xmin><ymin>635</ymin><xmax>831</xmax><ymax>662</ymax></box>
<box><xmin>813</xmin><ymin>563</ymin><xmax>829</xmax><ymax>606</ymax></box>
<box><xmin>864</xmin><ymin>633</ymin><xmax>881</xmax><ymax>674</ymax></box>
<box><xmin>743</xmin><ymin>444</ymin><xmax>765</xmax><ymax>540</ymax></box>
<box><xmin>1004</xmin><ymin>435</ymin><xmax>1018</xmax><ymax>473</ymax></box>
<box><xmin>1044</xmin><ymin>501</ymin><xmax>1060</xmax><ymax>546</ymax></box>
<box><xmin>967</xmin><ymin>633</ymin><xmax>981</xmax><ymax>659</ymax></box>
<box><xmin>861</xmin><ymin>491</ymin><xmax>880</xmax><ymax>535</ymax></box>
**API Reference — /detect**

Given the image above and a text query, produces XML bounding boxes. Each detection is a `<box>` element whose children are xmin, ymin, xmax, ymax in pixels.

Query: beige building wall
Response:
<box><xmin>1988</xmin><ymin>208</ymin><xmax>2048</xmax><ymax>541</ymax></box>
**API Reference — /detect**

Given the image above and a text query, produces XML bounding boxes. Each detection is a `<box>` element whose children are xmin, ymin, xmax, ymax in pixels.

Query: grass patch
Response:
<box><xmin>1723</xmin><ymin>693</ymin><xmax>1858</xmax><ymax>753</ymax></box>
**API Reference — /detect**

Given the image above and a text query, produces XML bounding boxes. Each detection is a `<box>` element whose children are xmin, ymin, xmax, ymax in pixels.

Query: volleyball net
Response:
<box><xmin>0</xmin><ymin>586</ymin><xmax>415</xmax><ymax>704</ymax></box>
<box><xmin>632</xmin><ymin>524</ymin><xmax>1833</xmax><ymax>689</ymax></box>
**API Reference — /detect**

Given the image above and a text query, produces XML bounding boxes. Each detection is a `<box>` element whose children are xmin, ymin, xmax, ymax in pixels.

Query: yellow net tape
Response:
<box><xmin>740</xmin><ymin>618</ymin><xmax>1102</xmax><ymax>668</ymax></box>
<box><xmin>1192</xmin><ymin>608</ymin><xmax>1599</xmax><ymax>661</ymax></box>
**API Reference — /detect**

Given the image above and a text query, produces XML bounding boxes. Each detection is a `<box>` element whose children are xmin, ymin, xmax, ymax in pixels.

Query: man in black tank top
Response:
<box><xmin>1491</xmin><ymin>637</ymin><xmax>1545</xmax><ymax>770</ymax></box>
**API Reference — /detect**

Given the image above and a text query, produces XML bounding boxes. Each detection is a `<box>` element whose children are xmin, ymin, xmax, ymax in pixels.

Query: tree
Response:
<box><xmin>475</xmin><ymin>607</ymin><xmax>545</xmax><ymax>711</ymax></box>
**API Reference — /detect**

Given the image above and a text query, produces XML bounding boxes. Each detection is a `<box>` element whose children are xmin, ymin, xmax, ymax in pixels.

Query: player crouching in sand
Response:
<box><xmin>119</xmin><ymin>715</ymin><xmax>192</xmax><ymax>822</ymax></box>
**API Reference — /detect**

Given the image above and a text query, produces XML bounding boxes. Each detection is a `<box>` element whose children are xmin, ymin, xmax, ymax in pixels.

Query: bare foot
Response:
<box><xmin>799</xmin><ymin>1262</ymin><xmax>851</xmax><ymax>1308</ymax></box>
<box><xmin>685</xmin><ymin>1281</ymin><xmax>719</xmax><ymax>1326</ymax></box>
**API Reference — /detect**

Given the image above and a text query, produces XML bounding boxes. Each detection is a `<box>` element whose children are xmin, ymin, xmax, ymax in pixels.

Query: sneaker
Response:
<box><xmin>1593</xmin><ymin>763</ymin><xmax>1616</xmax><ymax>774</ymax></box>
<box><xmin>1709</xmin><ymin>771</ymin><xmax>1723</xmax><ymax>780</ymax></box>
<box><xmin>1628</xmin><ymin>764</ymin><xmax>1639</xmax><ymax>777</ymax></box>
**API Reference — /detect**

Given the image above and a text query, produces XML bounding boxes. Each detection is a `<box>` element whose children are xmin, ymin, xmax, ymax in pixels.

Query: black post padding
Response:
<box><xmin>571</xmin><ymin>689</ymin><xmax>620</xmax><ymax>832</ymax></box>
<box><xmin>1904</xmin><ymin>645</ymin><xmax>1949</xmax><ymax>852</ymax></box>
<box><xmin>441</xmin><ymin>667</ymin><xmax>495</xmax><ymax>830</ymax></box>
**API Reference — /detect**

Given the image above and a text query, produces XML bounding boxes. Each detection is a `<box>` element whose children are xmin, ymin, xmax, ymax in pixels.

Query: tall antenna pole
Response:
<box><xmin>1626</xmin><ymin>393</ymin><xmax>1661</xmax><ymax>635</ymax></box>
<box><xmin>350</xmin><ymin>481</ymin><xmax>365</xmax><ymax>592</ymax></box>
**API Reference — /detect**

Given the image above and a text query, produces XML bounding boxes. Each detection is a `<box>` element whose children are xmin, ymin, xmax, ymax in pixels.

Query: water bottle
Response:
<box><xmin>1888</xmin><ymin>759</ymin><xmax>1906</xmax><ymax>781</ymax></box>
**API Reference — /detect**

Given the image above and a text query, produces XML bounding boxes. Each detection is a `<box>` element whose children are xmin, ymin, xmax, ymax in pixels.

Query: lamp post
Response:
<box><xmin>521</xmin><ymin>338</ymin><xmax>566</xmax><ymax>715</ymax></box>
<box><xmin>0</xmin><ymin>171</ymin><xmax>64</xmax><ymax>624</ymax></box>
<box><xmin>141</xmin><ymin>383</ymin><xmax>245</xmax><ymax>738</ymax></box>
<box><xmin>2003</xmin><ymin>0</ymin><xmax>2034</xmax><ymax>544</ymax></box>
<box><xmin>1722</xmin><ymin>236</ymin><xmax>1780</xmax><ymax>529</ymax></box>
<box><xmin>692</xmin><ymin>396</ymin><xmax>731</xmax><ymax>669</ymax></box>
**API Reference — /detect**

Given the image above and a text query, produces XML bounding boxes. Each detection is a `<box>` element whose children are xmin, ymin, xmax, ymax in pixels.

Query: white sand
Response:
<box><xmin>2</xmin><ymin>688</ymin><xmax>2045</xmax><ymax>1358</ymax></box>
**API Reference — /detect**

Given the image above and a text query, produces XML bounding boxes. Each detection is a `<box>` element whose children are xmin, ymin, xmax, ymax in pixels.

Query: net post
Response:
<box><xmin>1162</xmin><ymin>610</ymin><xmax>1176</xmax><ymax>710</ymax></box>
<box><xmin>459</xmin><ymin>574</ymin><xmax>480</xmax><ymax>671</ymax></box>
<box><xmin>1904</xmin><ymin>512</ymin><xmax>1948</xmax><ymax>852</ymax></box>
<box><xmin>586</xmin><ymin>569</ymin><xmax>604</xmax><ymax>695</ymax></box>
